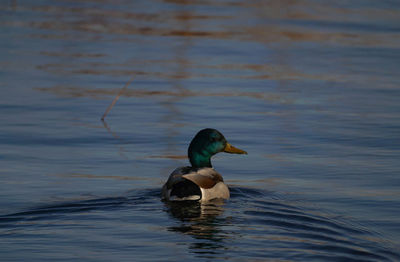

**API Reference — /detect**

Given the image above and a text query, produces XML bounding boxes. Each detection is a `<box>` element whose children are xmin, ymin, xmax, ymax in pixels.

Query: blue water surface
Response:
<box><xmin>1</xmin><ymin>0</ymin><xmax>400</xmax><ymax>261</ymax></box>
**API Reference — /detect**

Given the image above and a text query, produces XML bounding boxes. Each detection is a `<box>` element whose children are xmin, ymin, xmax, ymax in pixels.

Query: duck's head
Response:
<box><xmin>188</xmin><ymin>128</ymin><xmax>247</xmax><ymax>168</ymax></box>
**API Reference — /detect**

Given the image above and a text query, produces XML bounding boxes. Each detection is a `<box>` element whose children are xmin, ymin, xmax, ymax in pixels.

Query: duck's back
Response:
<box><xmin>162</xmin><ymin>167</ymin><xmax>229</xmax><ymax>202</ymax></box>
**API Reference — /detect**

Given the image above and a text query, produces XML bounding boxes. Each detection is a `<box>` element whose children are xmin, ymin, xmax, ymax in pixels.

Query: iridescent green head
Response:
<box><xmin>188</xmin><ymin>128</ymin><xmax>247</xmax><ymax>168</ymax></box>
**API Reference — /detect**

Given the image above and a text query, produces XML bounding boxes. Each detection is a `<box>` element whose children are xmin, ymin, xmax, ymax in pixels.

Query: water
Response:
<box><xmin>1</xmin><ymin>0</ymin><xmax>399</xmax><ymax>261</ymax></box>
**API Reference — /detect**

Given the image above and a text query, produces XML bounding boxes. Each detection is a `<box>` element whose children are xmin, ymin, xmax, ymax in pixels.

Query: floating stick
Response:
<box><xmin>101</xmin><ymin>77</ymin><xmax>134</xmax><ymax>121</ymax></box>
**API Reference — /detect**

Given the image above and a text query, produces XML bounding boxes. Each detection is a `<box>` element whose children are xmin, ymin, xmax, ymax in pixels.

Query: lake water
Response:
<box><xmin>1</xmin><ymin>0</ymin><xmax>400</xmax><ymax>261</ymax></box>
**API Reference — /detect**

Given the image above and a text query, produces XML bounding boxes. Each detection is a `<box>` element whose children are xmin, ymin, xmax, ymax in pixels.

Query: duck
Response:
<box><xmin>162</xmin><ymin>128</ymin><xmax>247</xmax><ymax>202</ymax></box>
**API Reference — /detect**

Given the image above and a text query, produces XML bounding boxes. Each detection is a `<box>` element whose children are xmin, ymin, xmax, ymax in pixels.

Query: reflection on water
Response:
<box><xmin>1</xmin><ymin>0</ymin><xmax>400</xmax><ymax>261</ymax></box>
<box><xmin>35</xmin><ymin>85</ymin><xmax>291</xmax><ymax>103</ymax></box>
<box><xmin>166</xmin><ymin>200</ymin><xmax>228</xmax><ymax>253</ymax></box>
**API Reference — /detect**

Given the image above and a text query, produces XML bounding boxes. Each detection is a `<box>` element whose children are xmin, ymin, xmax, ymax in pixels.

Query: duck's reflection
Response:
<box><xmin>165</xmin><ymin>200</ymin><xmax>231</xmax><ymax>252</ymax></box>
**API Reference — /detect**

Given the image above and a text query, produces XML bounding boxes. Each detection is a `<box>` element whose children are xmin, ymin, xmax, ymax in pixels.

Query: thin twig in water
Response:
<box><xmin>101</xmin><ymin>77</ymin><xmax>134</xmax><ymax>121</ymax></box>
<box><xmin>101</xmin><ymin>120</ymin><xmax>130</xmax><ymax>161</ymax></box>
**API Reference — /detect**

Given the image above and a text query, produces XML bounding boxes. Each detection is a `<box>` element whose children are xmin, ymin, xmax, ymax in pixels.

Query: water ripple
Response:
<box><xmin>227</xmin><ymin>187</ymin><xmax>399</xmax><ymax>261</ymax></box>
<box><xmin>0</xmin><ymin>187</ymin><xmax>398</xmax><ymax>261</ymax></box>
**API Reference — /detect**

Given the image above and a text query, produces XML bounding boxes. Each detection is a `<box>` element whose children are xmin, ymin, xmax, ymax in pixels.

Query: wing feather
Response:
<box><xmin>182</xmin><ymin>168</ymin><xmax>223</xmax><ymax>189</ymax></box>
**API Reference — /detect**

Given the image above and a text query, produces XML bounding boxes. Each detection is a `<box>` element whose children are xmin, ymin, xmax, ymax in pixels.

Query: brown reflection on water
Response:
<box><xmin>20</xmin><ymin>3</ymin><xmax>233</xmax><ymax>40</ymax></box>
<box><xmin>246</xmin><ymin>25</ymin><xmax>400</xmax><ymax>48</ymax></box>
<box><xmin>29</xmin><ymin>20</ymin><xmax>232</xmax><ymax>39</ymax></box>
<box><xmin>244</xmin><ymin>0</ymin><xmax>400</xmax><ymax>48</ymax></box>
<box><xmin>40</xmin><ymin>51</ymin><xmax>105</xmax><ymax>58</ymax></box>
<box><xmin>35</xmin><ymin>59</ymin><xmax>382</xmax><ymax>83</ymax></box>
<box><xmin>7</xmin><ymin>0</ymin><xmax>399</xmax><ymax>49</ymax></box>
<box><xmin>19</xmin><ymin>0</ymin><xmax>399</xmax><ymax>86</ymax></box>
<box><xmin>35</xmin><ymin>85</ymin><xmax>293</xmax><ymax>104</ymax></box>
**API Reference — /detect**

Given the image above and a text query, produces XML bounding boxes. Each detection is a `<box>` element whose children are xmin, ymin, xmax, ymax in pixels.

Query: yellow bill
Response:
<box><xmin>224</xmin><ymin>143</ymin><xmax>247</xmax><ymax>154</ymax></box>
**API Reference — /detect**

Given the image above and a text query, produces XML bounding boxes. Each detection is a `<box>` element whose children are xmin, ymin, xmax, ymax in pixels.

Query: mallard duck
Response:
<box><xmin>162</xmin><ymin>128</ymin><xmax>247</xmax><ymax>202</ymax></box>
